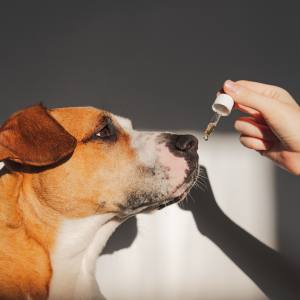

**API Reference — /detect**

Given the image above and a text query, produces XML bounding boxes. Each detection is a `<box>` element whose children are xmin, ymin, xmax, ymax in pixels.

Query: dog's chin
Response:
<box><xmin>119</xmin><ymin>167</ymin><xmax>199</xmax><ymax>216</ymax></box>
<box><xmin>157</xmin><ymin>185</ymin><xmax>190</xmax><ymax>211</ymax></box>
<box><xmin>157</xmin><ymin>167</ymin><xmax>199</xmax><ymax>211</ymax></box>
<box><xmin>119</xmin><ymin>185</ymin><xmax>191</xmax><ymax>217</ymax></box>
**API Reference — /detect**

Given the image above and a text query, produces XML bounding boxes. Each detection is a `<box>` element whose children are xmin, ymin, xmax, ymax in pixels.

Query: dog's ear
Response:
<box><xmin>0</xmin><ymin>103</ymin><xmax>77</xmax><ymax>166</ymax></box>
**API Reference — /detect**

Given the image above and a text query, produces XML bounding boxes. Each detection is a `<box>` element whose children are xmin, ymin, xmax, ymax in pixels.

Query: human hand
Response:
<box><xmin>222</xmin><ymin>80</ymin><xmax>300</xmax><ymax>176</ymax></box>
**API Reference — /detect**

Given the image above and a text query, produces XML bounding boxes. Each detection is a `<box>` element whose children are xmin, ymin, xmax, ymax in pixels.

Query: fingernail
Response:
<box><xmin>225</xmin><ymin>80</ymin><xmax>238</xmax><ymax>93</ymax></box>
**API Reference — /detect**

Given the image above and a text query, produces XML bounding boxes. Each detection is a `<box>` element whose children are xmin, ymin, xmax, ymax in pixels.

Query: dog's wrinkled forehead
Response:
<box><xmin>49</xmin><ymin>107</ymin><xmax>132</xmax><ymax>140</ymax></box>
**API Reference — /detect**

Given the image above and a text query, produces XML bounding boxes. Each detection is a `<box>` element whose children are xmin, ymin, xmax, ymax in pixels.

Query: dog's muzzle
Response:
<box><xmin>157</xmin><ymin>134</ymin><xmax>199</xmax><ymax>210</ymax></box>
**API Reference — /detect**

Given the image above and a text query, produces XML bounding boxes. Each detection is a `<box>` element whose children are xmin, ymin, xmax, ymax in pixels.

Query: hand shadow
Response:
<box><xmin>180</xmin><ymin>166</ymin><xmax>300</xmax><ymax>300</ymax></box>
<box><xmin>101</xmin><ymin>216</ymin><xmax>138</xmax><ymax>255</ymax></box>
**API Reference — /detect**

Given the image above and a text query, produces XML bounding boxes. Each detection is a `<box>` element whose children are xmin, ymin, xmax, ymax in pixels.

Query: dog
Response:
<box><xmin>0</xmin><ymin>103</ymin><xmax>199</xmax><ymax>300</ymax></box>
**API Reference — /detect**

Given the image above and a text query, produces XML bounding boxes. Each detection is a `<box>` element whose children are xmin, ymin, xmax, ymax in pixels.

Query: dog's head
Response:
<box><xmin>0</xmin><ymin>103</ymin><xmax>199</xmax><ymax>219</ymax></box>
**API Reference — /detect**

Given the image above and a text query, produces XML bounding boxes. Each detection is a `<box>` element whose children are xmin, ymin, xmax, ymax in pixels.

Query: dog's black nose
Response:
<box><xmin>175</xmin><ymin>135</ymin><xmax>198</xmax><ymax>152</ymax></box>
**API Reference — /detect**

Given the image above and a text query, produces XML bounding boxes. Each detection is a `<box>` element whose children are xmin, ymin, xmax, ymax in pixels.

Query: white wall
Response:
<box><xmin>97</xmin><ymin>132</ymin><xmax>276</xmax><ymax>300</ymax></box>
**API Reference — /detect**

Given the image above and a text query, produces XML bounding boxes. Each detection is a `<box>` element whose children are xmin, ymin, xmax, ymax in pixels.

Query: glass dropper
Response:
<box><xmin>203</xmin><ymin>93</ymin><xmax>234</xmax><ymax>141</ymax></box>
<box><xmin>203</xmin><ymin>112</ymin><xmax>222</xmax><ymax>141</ymax></box>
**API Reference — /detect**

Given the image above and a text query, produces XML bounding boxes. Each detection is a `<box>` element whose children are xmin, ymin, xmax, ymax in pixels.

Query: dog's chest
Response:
<box><xmin>48</xmin><ymin>214</ymin><xmax>119</xmax><ymax>300</ymax></box>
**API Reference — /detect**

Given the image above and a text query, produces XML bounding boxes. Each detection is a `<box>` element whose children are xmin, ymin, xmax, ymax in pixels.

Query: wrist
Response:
<box><xmin>197</xmin><ymin>206</ymin><xmax>228</xmax><ymax>238</ymax></box>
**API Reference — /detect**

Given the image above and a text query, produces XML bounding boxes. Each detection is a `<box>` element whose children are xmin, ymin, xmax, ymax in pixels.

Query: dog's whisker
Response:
<box><xmin>123</xmin><ymin>103</ymin><xmax>131</xmax><ymax>119</ymax></box>
<box><xmin>195</xmin><ymin>178</ymin><xmax>207</xmax><ymax>189</ymax></box>
<box><xmin>195</xmin><ymin>184</ymin><xmax>206</xmax><ymax>191</ymax></box>
<box><xmin>194</xmin><ymin>181</ymin><xmax>205</xmax><ymax>191</ymax></box>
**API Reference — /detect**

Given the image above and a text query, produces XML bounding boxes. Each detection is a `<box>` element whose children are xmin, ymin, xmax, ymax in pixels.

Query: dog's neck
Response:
<box><xmin>0</xmin><ymin>165</ymin><xmax>121</xmax><ymax>300</ymax></box>
<box><xmin>49</xmin><ymin>214</ymin><xmax>120</xmax><ymax>300</ymax></box>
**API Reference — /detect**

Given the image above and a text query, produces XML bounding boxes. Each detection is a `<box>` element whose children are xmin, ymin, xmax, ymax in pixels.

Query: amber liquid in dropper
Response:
<box><xmin>205</xmin><ymin>123</ymin><xmax>216</xmax><ymax>136</ymax></box>
<box><xmin>203</xmin><ymin>123</ymin><xmax>216</xmax><ymax>141</ymax></box>
<box><xmin>204</xmin><ymin>111</ymin><xmax>222</xmax><ymax>141</ymax></box>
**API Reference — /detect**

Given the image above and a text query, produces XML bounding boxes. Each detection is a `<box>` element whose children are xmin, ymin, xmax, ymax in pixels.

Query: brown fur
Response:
<box><xmin>0</xmin><ymin>104</ymin><xmax>137</xmax><ymax>299</ymax></box>
<box><xmin>0</xmin><ymin>103</ymin><xmax>77</xmax><ymax>166</ymax></box>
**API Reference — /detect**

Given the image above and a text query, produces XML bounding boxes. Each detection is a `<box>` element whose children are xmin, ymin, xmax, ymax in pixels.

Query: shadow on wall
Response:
<box><xmin>182</xmin><ymin>167</ymin><xmax>300</xmax><ymax>300</ymax></box>
<box><xmin>276</xmin><ymin>168</ymin><xmax>300</xmax><ymax>269</ymax></box>
<box><xmin>101</xmin><ymin>166</ymin><xmax>300</xmax><ymax>300</ymax></box>
<box><xmin>101</xmin><ymin>215</ymin><xmax>137</xmax><ymax>255</ymax></box>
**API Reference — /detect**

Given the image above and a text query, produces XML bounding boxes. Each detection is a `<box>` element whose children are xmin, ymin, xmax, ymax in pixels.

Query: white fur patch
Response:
<box><xmin>157</xmin><ymin>142</ymin><xmax>188</xmax><ymax>192</ymax></box>
<box><xmin>49</xmin><ymin>214</ymin><xmax>119</xmax><ymax>300</ymax></box>
<box><xmin>130</xmin><ymin>131</ymin><xmax>189</xmax><ymax>197</ymax></box>
<box><xmin>113</xmin><ymin>115</ymin><xmax>133</xmax><ymax>130</ymax></box>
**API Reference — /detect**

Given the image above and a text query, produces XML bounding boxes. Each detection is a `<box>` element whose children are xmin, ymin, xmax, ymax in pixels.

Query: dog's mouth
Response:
<box><xmin>119</xmin><ymin>164</ymin><xmax>199</xmax><ymax>215</ymax></box>
<box><xmin>157</xmin><ymin>168</ymin><xmax>198</xmax><ymax>211</ymax></box>
<box><xmin>157</xmin><ymin>189</ymin><xmax>189</xmax><ymax>210</ymax></box>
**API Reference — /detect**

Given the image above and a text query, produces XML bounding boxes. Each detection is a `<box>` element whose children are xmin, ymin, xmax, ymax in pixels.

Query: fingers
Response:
<box><xmin>235</xmin><ymin>105</ymin><xmax>268</xmax><ymax>126</ymax></box>
<box><xmin>235</xmin><ymin>81</ymin><xmax>274</xmax><ymax>95</ymax></box>
<box><xmin>230</xmin><ymin>99</ymin><xmax>268</xmax><ymax>126</ymax></box>
<box><xmin>236</xmin><ymin>116</ymin><xmax>277</xmax><ymax>151</ymax></box>
<box><xmin>239</xmin><ymin>134</ymin><xmax>274</xmax><ymax>151</ymax></box>
<box><xmin>223</xmin><ymin>80</ymin><xmax>281</xmax><ymax>117</ymax></box>
<box><xmin>235</xmin><ymin>117</ymin><xmax>278</xmax><ymax>140</ymax></box>
<box><xmin>217</xmin><ymin>88</ymin><xmax>260</xmax><ymax>113</ymax></box>
<box><xmin>252</xmin><ymin>112</ymin><xmax>268</xmax><ymax>127</ymax></box>
<box><xmin>237</xmin><ymin>80</ymin><xmax>299</xmax><ymax>107</ymax></box>
<box><xmin>217</xmin><ymin>84</ymin><xmax>269</xmax><ymax>126</ymax></box>
<box><xmin>233</xmin><ymin>103</ymin><xmax>257</xmax><ymax>114</ymax></box>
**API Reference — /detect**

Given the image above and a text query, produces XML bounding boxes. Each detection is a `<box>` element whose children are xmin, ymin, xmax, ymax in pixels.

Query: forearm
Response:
<box><xmin>206</xmin><ymin>211</ymin><xmax>300</xmax><ymax>300</ymax></box>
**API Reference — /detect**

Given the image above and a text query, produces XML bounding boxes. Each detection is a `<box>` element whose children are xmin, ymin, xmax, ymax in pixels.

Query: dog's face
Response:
<box><xmin>1</xmin><ymin>104</ymin><xmax>199</xmax><ymax>220</ymax></box>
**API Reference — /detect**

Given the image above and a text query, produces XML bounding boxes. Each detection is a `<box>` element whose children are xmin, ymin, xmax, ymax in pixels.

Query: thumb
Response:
<box><xmin>223</xmin><ymin>80</ymin><xmax>278</xmax><ymax>117</ymax></box>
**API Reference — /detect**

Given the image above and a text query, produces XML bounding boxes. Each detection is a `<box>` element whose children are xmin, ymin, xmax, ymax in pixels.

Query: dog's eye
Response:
<box><xmin>96</xmin><ymin>126</ymin><xmax>111</xmax><ymax>137</ymax></box>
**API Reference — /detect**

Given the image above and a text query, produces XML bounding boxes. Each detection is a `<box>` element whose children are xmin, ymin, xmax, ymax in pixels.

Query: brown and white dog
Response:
<box><xmin>0</xmin><ymin>103</ymin><xmax>199</xmax><ymax>300</ymax></box>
